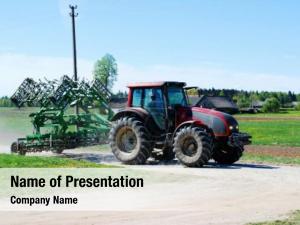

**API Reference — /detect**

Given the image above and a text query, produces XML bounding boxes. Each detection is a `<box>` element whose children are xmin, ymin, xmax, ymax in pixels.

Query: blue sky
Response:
<box><xmin>0</xmin><ymin>0</ymin><xmax>299</xmax><ymax>95</ymax></box>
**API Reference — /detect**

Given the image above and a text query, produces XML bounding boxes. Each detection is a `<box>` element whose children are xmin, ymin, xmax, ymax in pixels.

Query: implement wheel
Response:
<box><xmin>11</xmin><ymin>142</ymin><xmax>26</xmax><ymax>155</ymax></box>
<box><xmin>109</xmin><ymin>117</ymin><xmax>153</xmax><ymax>165</ymax></box>
<box><xmin>10</xmin><ymin>142</ymin><xmax>18</xmax><ymax>154</ymax></box>
<box><xmin>53</xmin><ymin>148</ymin><xmax>64</xmax><ymax>154</ymax></box>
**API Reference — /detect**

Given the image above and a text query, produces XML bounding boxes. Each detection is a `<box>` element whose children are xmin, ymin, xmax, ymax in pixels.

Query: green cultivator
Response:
<box><xmin>10</xmin><ymin>75</ymin><xmax>113</xmax><ymax>155</ymax></box>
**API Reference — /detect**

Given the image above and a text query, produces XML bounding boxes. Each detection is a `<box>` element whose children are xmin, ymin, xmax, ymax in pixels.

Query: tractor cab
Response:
<box><xmin>127</xmin><ymin>81</ymin><xmax>188</xmax><ymax>131</ymax></box>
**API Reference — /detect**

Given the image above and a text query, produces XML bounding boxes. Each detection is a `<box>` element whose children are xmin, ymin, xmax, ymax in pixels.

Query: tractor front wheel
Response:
<box><xmin>212</xmin><ymin>146</ymin><xmax>244</xmax><ymax>165</ymax></box>
<box><xmin>109</xmin><ymin>117</ymin><xmax>152</xmax><ymax>165</ymax></box>
<box><xmin>173</xmin><ymin>127</ymin><xmax>213</xmax><ymax>167</ymax></box>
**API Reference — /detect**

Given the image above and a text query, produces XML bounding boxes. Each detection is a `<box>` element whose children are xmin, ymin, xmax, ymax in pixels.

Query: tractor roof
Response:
<box><xmin>127</xmin><ymin>81</ymin><xmax>186</xmax><ymax>88</ymax></box>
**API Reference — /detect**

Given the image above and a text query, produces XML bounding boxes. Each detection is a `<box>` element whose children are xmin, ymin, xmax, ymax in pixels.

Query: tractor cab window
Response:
<box><xmin>144</xmin><ymin>88</ymin><xmax>165</xmax><ymax>130</ymax></box>
<box><xmin>132</xmin><ymin>89</ymin><xmax>142</xmax><ymax>107</ymax></box>
<box><xmin>167</xmin><ymin>87</ymin><xmax>187</xmax><ymax>107</ymax></box>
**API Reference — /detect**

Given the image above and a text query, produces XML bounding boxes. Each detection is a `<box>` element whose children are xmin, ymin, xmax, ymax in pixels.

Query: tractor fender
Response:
<box><xmin>172</xmin><ymin>120</ymin><xmax>214</xmax><ymax>139</ymax></box>
<box><xmin>111</xmin><ymin>107</ymin><xmax>162</xmax><ymax>136</ymax></box>
<box><xmin>111</xmin><ymin>107</ymin><xmax>150</xmax><ymax>122</ymax></box>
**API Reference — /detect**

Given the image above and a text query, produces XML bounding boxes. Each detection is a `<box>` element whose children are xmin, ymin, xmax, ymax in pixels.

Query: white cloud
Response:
<box><xmin>116</xmin><ymin>64</ymin><xmax>300</xmax><ymax>93</ymax></box>
<box><xmin>0</xmin><ymin>53</ymin><xmax>299</xmax><ymax>97</ymax></box>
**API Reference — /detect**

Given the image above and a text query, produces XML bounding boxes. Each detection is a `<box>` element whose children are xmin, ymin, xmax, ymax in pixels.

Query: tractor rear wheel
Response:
<box><xmin>173</xmin><ymin>127</ymin><xmax>213</xmax><ymax>167</ymax></box>
<box><xmin>212</xmin><ymin>146</ymin><xmax>243</xmax><ymax>164</ymax></box>
<box><xmin>109</xmin><ymin>117</ymin><xmax>152</xmax><ymax>165</ymax></box>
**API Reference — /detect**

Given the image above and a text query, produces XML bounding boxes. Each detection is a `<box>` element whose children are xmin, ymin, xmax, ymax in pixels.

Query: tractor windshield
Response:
<box><xmin>167</xmin><ymin>87</ymin><xmax>187</xmax><ymax>107</ymax></box>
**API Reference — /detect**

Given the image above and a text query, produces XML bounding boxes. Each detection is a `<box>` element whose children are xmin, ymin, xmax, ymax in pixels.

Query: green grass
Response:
<box><xmin>0</xmin><ymin>107</ymin><xmax>92</xmax><ymax>134</ymax></box>
<box><xmin>0</xmin><ymin>107</ymin><xmax>36</xmax><ymax>134</ymax></box>
<box><xmin>242</xmin><ymin>153</ymin><xmax>300</xmax><ymax>165</ymax></box>
<box><xmin>247</xmin><ymin>210</ymin><xmax>300</xmax><ymax>225</ymax></box>
<box><xmin>0</xmin><ymin>153</ymin><xmax>116</xmax><ymax>168</ymax></box>
<box><xmin>236</xmin><ymin>110</ymin><xmax>300</xmax><ymax>118</ymax></box>
<box><xmin>239</xmin><ymin>120</ymin><xmax>300</xmax><ymax>147</ymax></box>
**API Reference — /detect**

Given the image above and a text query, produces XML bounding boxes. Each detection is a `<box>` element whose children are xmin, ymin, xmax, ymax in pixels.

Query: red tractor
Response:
<box><xmin>109</xmin><ymin>82</ymin><xmax>251</xmax><ymax>167</ymax></box>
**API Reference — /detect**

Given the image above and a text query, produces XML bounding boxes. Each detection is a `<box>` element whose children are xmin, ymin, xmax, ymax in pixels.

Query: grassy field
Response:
<box><xmin>248</xmin><ymin>210</ymin><xmax>300</xmax><ymax>225</ymax></box>
<box><xmin>236</xmin><ymin>110</ymin><xmax>300</xmax><ymax>147</ymax></box>
<box><xmin>236</xmin><ymin>110</ymin><xmax>300</xmax><ymax>118</ymax></box>
<box><xmin>0</xmin><ymin>153</ymin><xmax>116</xmax><ymax>168</ymax></box>
<box><xmin>239</xmin><ymin>120</ymin><xmax>300</xmax><ymax>147</ymax></box>
<box><xmin>0</xmin><ymin>107</ymin><xmax>35</xmax><ymax>134</ymax></box>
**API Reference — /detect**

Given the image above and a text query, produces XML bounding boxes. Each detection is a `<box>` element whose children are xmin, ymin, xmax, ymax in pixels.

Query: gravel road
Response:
<box><xmin>1</xmin><ymin>148</ymin><xmax>300</xmax><ymax>225</ymax></box>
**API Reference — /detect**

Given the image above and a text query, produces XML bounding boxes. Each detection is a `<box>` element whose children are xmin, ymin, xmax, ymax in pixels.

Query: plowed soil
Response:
<box><xmin>246</xmin><ymin>145</ymin><xmax>300</xmax><ymax>158</ymax></box>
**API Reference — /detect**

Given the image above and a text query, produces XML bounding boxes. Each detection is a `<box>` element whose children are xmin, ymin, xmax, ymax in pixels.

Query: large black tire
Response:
<box><xmin>213</xmin><ymin>146</ymin><xmax>244</xmax><ymax>164</ymax></box>
<box><xmin>11</xmin><ymin>142</ymin><xmax>26</xmax><ymax>155</ymax></box>
<box><xmin>53</xmin><ymin>148</ymin><xmax>64</xmax><ymax>154</ymax></box>
<box><xmin>152</xmin><ymin>147</ymin><xmax>175</xmax><ymax>161</ymax></box>
<box><xmin>173</xmin><ymin>127</ymin><xmax>213</xmax><ymax>167</ymax></box>
<box><xmin>11</xmin><ymin>142</ymin><xmax>18</xmax><ymax>154</ymax></box>
<box><xmin>109</xmin><ymin>117</ymin><xmax>152</xmax><ymax>165</ymax></box>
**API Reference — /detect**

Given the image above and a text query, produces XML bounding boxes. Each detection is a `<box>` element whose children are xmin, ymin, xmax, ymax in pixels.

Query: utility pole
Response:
<box><xmin>69</xmin><ymin>5</ymin><xmax>79</xmax><ymax>115</ymax></box>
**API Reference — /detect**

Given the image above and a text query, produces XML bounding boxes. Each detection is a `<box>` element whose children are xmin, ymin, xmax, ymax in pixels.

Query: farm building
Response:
<box><xmin>194</xmin><ymin>95</ymin><xmax>239</xmax><ymax>114</ymax></box>
<box><xmin>109</xmin><ymin>97</ymin><xmax>127</xmax><ymax>109</ymax></box>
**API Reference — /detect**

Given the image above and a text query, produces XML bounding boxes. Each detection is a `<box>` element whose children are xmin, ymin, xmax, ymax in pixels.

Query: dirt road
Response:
<box><xmin>1</xmin><ymin>148</ymin><xmax>300</xmax><ymax>225</ymax></box>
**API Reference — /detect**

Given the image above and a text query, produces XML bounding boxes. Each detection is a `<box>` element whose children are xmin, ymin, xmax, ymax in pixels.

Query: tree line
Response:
<box><xmin>3</xmin><ymin>87</ymin><xmax>299</xmax><ymax>109</ymax></box>
<box><xmin>187</xmin><ymin>88</ymin><xmax>300</xmax><ymax>108</ymax></box>
<box><xmin>0</xmin><ymin>96</ymin><xmax>14</xmax><ymax>107</ymax></box>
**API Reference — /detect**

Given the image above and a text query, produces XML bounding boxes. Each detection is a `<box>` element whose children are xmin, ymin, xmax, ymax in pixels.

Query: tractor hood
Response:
<box><xmin>177</xmin><ymin>107</ymin><xmax>239</xmax><ymax>136</ymax></box>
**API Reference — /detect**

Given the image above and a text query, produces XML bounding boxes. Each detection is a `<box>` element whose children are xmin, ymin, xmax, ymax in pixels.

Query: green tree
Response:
<box><xmin>262</xmin><ymin>97</ymin><xmax>280</xmax><ymax>113</ymax></box>
<box><xmin>249</xmin><ymin>93</ymin><xmax>259</xmax><ymax>103</ymax></box>
<box><xmin>93</xmin><ymin>54</ymin><xmax>118</xmax><ymax>90</ymax></box>
<box><xmin>187</xmin><ymin>88</ymin><xmax>198</xmax><ymax>96</ymax></box>
<box><xmin>0</xmin><ymin>96</ymin><xmax>13</xmax><ymax>107</ymax></box>
<box><xmin>236</xmin><ymin>95</ymin><xmax>250</xmax><ymax>108</ymax></box>
<box><xmin>219</xmin><ymin>90</ymin><xmax>225</xmax><ymax>96</ymax></box>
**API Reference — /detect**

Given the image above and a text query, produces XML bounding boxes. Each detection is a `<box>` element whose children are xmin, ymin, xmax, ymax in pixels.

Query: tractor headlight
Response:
<box><xmin>229</xmin><ymin>125</ymin><xmax>239</xmax><ymax>131</ymax></box>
